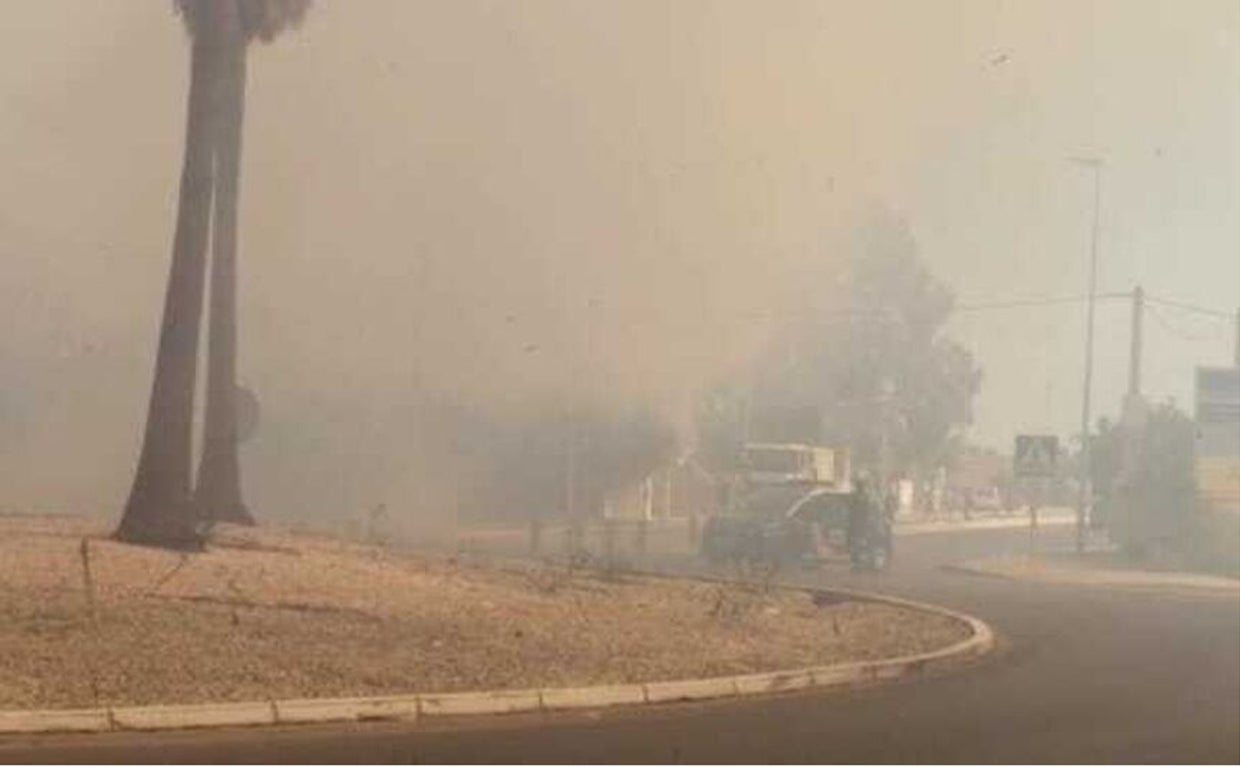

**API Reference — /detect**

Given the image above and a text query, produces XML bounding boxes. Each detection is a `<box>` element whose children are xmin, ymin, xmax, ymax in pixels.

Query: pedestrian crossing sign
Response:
<box><xmin>1014</xmin><ymin>435</ymin><xmax>1058</xmax><ymax>478</ymax></box>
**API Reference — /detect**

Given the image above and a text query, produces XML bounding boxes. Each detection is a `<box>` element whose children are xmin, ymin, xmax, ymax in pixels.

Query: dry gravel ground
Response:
<box><xmin>0</xmin><ymin>515</ymin><xmax>969</xmax><ymax>710</ymax></box>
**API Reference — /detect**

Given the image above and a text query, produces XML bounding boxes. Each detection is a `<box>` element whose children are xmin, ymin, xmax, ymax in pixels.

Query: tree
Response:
<box><xmin>194</xmin><ymin>0</ymin><xmax>311</xmax><ymax>526</ymax></box>
<box><xmin>752</xmin><ymin>210</ymin><xmax>982</xmax><ymax>478</ymax></box>
<box><xmin>1089</xmin><ymin>416</ymin><xmax>1122</xmax><ymax>500</ymax></box>
<box><xmin>117</xmin><ymin>0</ymin><xmax>311</xmax><ymax>547</ymax></box>
<box><xmin>1092</xmin><ymin>401</ymin><xmax>1197</xmax><ymax>558</ymax></box>
<box><xmin>115</xmin><ymin>2</ymin><xmax>232</xmax><ymax>548</ymax></box>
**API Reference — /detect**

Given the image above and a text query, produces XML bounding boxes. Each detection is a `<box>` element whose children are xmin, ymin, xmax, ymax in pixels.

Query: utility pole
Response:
<box><xmin>1072</xmin><ymin>156</ymin><xmax>1103</xmax><ymax>555</ymax></box>
<box><xmin>1118</xmin><ymin>285</ymin><xmax>1149</xmax><ymax>549</ymax></box>
<box><xmin>1233</xmin><ymin>305</ymin><xmax>1239</xmax><ymax>368</ymax></box>
<box><xmin>1128</xmin><ymin>285</ymin><xmax>1144</xmax><ymax>396</ymax></box>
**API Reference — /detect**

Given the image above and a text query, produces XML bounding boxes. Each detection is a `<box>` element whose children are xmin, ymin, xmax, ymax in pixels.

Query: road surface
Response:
<box><xmin>2</xmin><ymin>525</ymin><xmax>1237</xmax><ymax>763</ymax></box>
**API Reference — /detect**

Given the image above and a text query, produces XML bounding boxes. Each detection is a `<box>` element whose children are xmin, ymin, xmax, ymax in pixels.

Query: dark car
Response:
<box><xmin>701</xmin><ymin>484</ymin><xmax>891</xmax><ymax>570</ymax></box>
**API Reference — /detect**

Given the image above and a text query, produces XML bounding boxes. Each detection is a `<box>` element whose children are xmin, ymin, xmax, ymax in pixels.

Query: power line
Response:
<box><xmin>954</xmin><ymin>292</ymin><xmax>1127</xmax><ymax>313</ymax></box>
<box><xmin>727</xmin><ymin>291</ymin><xmax>1129</xmax><ymax>326</ymax></box>
<box><xmin>1144</xmin><ymin>294</ymin><xmax>1235</xmax><ymax>320</ymax></box>
<box><xmin>742</xmin><ymin>293</ymin><xmax>1118</xmax><ymax>324</ymax></box>
<box><xmin>1145</xmin><ymin>302</ymin><xmax>1227</xmax><ymax>343</ymax></box>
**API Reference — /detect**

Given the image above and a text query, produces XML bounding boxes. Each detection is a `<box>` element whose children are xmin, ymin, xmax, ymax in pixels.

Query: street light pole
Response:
<box><xmin>1072</xmin><ymin>156</ymin><xmax>1103</xmax><ymax>555</ymax></box>
<box><xmin>1233</xmin><ymin>305</ymin><xmax>1240</xmax><ymax>368</ymax></box>
<box><xmin>1127</xmin><ymin>286</ymin><xmax>1144</xmax><ymax>397</ymax></box>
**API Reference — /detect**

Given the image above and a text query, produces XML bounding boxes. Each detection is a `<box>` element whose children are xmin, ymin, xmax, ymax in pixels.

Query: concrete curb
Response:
<box><xmin>0</xmin><ymin>586</ymin><xmax>994</xmax><ymax>735</ymax></box>
<box><xmin>272</xmin><ymin>695</ymin><xmax>419</xmax><ymax>725</ymax></box>
<box><xmin>947</xmin><ymin>559</ymin><xmax>1240</xmax><ymax>595</ymax></box>
<box><xmin>540</xmin><ymin>684</ymin><xmax>646</xmax><ymax>711</ymax></box>
<box><xmin>0</xmin><ymin>709</ymin><xmax>113</xmax><ymax>735</ymax></box>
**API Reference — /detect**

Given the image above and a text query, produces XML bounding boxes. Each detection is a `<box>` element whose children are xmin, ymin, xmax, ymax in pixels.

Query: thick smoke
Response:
<box><xmin>5</xmin><ymin>1</ymin><xmax>1234</xmax><ymax>537</ymax></box>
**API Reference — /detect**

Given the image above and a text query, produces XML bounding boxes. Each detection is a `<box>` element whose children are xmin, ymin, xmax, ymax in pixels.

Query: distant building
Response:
<box><xmin>603</xmin><ymin>456</ymin><xmax>719</xmax><ymax>521</ymax></box>
<box><xmin>944</xmin><ymin>445</ymin><xmax>1011</xmax><ymax>511</ymax></box>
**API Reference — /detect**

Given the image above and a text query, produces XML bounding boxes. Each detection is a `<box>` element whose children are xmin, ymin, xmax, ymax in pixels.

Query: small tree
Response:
<box><xmin>750</xmin><ymin>209</ymin><xmax>982</xmax><ymax>478</ymax></box>
<box><xmin>1095</xmin><ymin>401</ymin><xmax>1197</xmax><ymax>559</ymax></box>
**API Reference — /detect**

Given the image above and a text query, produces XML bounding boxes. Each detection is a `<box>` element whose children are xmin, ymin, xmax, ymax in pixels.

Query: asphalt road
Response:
<box><xmin>3</xmin><ymin>525</ymin><xmax>1237</xmax><ymax>764</ymax></box>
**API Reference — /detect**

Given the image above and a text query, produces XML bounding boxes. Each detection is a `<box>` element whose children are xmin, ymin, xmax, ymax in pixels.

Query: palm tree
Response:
<box><xmin>115</xmin><ymin>1</ymin><xmax>234</xmax><ymax>548</ymax></box>
<box><xmin>195</xmin><ymin>0</ymin><xmax>311</xmax><ymax>526</ymax></box>
<box><xmin>117</xmin><ymin>0</ymin><xmax>311</xmax><ymax>546</ymax></box>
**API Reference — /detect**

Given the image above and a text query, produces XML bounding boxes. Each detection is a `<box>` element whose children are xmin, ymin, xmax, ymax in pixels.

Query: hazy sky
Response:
<box><xmin>1</xmin><ymin>1</ymin><xmax>1236</xmax><ymax>520</ymax></box>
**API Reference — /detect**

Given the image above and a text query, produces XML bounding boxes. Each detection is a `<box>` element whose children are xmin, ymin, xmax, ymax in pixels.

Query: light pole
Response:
<box><xmin>1233</xmin><ymin>305</ymin><xmax>1239</xmax><ymax>368</ymax></box>
<box><xmin>1071</xmin><ymin>156</ymin><xmax>1103</xmax><ymax>555</ymax></box>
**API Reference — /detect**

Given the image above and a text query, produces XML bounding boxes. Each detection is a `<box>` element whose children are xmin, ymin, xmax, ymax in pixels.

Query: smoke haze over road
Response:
<box><xmin>1</xmin><ymin>1</ymin><xmax>1236</xmax><ymax>529</ymax></box>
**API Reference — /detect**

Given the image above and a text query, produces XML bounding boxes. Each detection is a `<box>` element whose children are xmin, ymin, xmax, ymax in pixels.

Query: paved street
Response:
<box><xmin>2</xmin><ymin>525</ymin><xmax>1237</xmax><ymax>764</ymax></box>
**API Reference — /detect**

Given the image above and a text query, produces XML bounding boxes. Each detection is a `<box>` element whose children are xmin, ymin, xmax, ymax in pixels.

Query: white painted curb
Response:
<box><xmin>109</xmin><ymin>701</ymin><xmax>276</xmax><ymax>732</ymax></box>
<box><xmin>0</xmin><ymin>708</ymin><xmax>113</xmax><ymax>735</ymax></box>
<box><xmin>0</xmin><ymin>586</ymin><xmax>994</xmax><ymax>735</ymax></box>
<box><xmin>540</xmin><ymin>684</ymin><xmax>646</xmax><ymax>711</ymax></box>
<box><xmin>643</xmin><ymin>676</ymin><xmax>739</xmax><ymax>704</ymax></box>
<box><xmin>733</xmin><ymin>667</ymin><xmax>816</xmax><ymax>695</ymax></box>
<box><xmin>418</xmin><ymin>689</ymin><xmax>543</xmax><ymax>717</ymax></box>
<box><xmin>273</xmin><ymin>695</ymin><xmax>419</xmax><ymax>725</ymax></box>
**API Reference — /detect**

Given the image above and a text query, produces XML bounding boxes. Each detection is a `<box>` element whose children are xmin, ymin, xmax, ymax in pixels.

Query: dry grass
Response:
<box><xmin>0</xmin><ymin>515</ymin><xmax>968</xmax><ymax>709</ymax></box>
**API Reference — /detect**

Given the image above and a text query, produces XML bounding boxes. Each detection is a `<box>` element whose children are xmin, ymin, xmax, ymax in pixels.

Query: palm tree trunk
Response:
<box><xmin>115</xmin><ymin>31</ymin><xmax>225</xmax><ymax>549</ymax></box>
<box><xmin>196</xmin><ymin>35</ymin><xmax>253</xmax><ymax>527</ymax></box>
